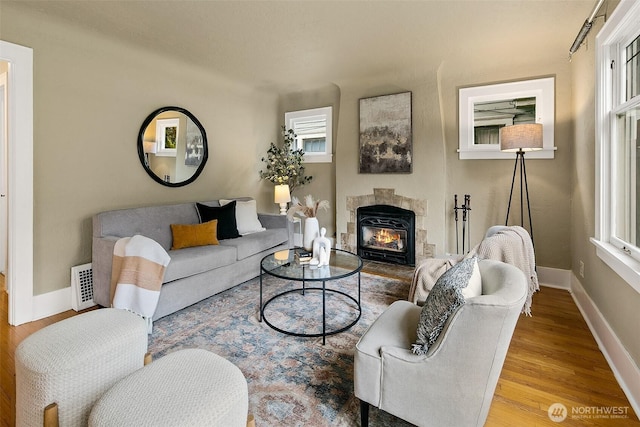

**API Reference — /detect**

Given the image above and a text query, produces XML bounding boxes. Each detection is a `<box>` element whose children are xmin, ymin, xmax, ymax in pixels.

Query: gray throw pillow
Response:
<box><xmin>411</xmin><ymin>257</ymin><xmax>477</xmax><ymax>355</ymax></box>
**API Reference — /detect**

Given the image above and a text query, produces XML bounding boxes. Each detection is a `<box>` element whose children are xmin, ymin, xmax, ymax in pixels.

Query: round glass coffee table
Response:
<box><xmin>259</xmin><ymin>248</ymin><xmax>363</xmax><ymax>345</ymax></box>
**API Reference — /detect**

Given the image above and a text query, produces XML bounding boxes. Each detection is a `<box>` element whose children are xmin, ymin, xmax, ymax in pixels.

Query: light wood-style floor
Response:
<box><xmin>1</xmin><ymin>270</ymin><xmax>638</xmax><ymax>426</ymax></box>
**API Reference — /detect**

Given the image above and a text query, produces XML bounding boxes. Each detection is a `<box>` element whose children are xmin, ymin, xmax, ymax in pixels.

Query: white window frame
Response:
<box><xmin>593</xmin><ymin>0</ymin><xmax>640</xmax><ymax>293</ymax></box>
<box><xmin>285</xmin><ymin>106</ymin><xmax>333</xmax><ymax>163</ymax></box>
<box><xmin>155</xmin><ymin>118</ymin><xmax>179</xmax><ymax>157</ymax></box>
<box><xmin>458</xmin><ymin>77</ymin><xmax>556</xmax><ymax>160</ymax></box>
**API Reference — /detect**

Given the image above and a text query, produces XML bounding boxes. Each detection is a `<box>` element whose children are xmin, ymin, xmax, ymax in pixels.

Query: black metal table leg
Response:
<box><xmin>322</xmin><ymin>280</ymin><xmax>326</xmax><ymax>345</ymax></box>
<box><xmin>358</xmin><ymin>272</ymin><xmax>361</xmax><ymax>306</ymax></box>
<box><xmin>259</xmin><ymin>270</ymin><xmax>263</xmax><ymax>322</ymax></box>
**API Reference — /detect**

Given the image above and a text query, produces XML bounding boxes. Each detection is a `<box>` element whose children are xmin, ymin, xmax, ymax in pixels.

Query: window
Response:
<box><xmin>285</xmin><ymin>106</ymin><xmax>333</xmax><ymax>163</ymax></box>
<box><xmin>594</xmin><ymin>0</ymin><xmax>640</xmax><ymax>292</ymax></box>
<box><xmin>458</xmin><ymin>77</ymin><xmax>555</xmax><ymax>159</ymax></box>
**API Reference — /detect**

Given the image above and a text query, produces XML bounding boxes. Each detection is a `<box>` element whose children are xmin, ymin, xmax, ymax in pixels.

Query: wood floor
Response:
<box><xmin>1</xmin><ymin>270</ymin><xmax>638</xmax><ymax>426</ymax></box>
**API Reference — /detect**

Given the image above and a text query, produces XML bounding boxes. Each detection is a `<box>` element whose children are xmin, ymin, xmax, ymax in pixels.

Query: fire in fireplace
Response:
<box><xmin>363</xmin><ymin>227</ymin><xmax>405</xmax><ymax>252</ymax></box>
<box><xmin>357</xmin><ymin>204</ymin><xmax>415</xmax><ymax>266</ymax></box>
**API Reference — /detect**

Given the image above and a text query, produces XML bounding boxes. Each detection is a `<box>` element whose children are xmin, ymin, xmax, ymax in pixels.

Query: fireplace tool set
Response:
<box><xmin>454</xmin><ymin>194</ymin><xmax>471</xmax><ymax>254</ymax></box>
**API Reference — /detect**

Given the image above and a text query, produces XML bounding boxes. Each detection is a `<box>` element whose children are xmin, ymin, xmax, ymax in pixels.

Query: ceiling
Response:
<box><xmin>10</xmin><ymin>0</ymin><xmax>599</xmax><ymax>92</ymax></box>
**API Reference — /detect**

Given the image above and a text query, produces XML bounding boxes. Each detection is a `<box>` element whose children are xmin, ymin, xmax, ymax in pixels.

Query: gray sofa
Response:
<box><xmin>92</xmin><ymin>198</ymin><xmax>293</xmax><ymax>320</ymax></box>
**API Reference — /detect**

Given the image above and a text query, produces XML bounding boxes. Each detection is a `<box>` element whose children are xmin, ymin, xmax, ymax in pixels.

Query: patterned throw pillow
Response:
<box><xmin>412</xmin><ymin>257</ymin><xmax>478</xmax><ymax>355</ymax></box>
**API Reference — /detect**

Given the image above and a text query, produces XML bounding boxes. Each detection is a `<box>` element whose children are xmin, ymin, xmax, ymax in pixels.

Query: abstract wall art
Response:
<box><xmin>359</xmin><ymin>91</ymin><xmax>412</xmax><ymax>173</ymax></box>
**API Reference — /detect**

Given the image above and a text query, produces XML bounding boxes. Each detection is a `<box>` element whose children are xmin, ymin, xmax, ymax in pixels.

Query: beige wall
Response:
<box><xmin>445</xmin><ymin>69</ymin><xmax>573</xmax><ymax>268</ymax></box>
<box><xmin>335</xmin><ymin>67</ymin><xmax>448</xmax><ymax>257</ymax></box>
<box><xmin>570</xmin><ymin>13</ymin><xmax>640</xmax><ymax>367</ymax></box>
<box><xmin>334</xmin><ymin>60</ymin><xmax>572</xmax><ymax>268</ymax></box>
<box><xmin>278</xmin><ymin>84</ymin><xmax>340</xmax><ymax>240</ymax></box>
<box><xmin>1</xmin><ymin>4</ymin><xmax>280</xmax><ymax>295</ymax></box>
<box><xmin>2</xmin><ymin>0</ymin><xmax>639</xmax><ymax>373</ymax></box>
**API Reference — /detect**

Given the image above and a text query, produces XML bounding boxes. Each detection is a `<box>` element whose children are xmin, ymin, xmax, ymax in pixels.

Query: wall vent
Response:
<box><xmin>71</xmin><ymin>263</ymin><xmax>96</xmax><ymax>311</ymax></box>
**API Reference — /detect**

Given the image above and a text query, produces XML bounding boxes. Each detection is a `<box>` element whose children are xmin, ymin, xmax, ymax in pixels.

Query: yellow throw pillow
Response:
<box><xmin>170</xmin><ymin>220</ymin><xmax>219</xmax><ymax>250</ymax></box>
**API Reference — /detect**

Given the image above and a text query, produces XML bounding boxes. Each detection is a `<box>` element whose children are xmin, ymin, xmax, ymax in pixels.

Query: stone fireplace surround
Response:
<box><xmin>340</xmin><ymin>188</ymin><xmax>434</xmax><ymax>264</ymax></box>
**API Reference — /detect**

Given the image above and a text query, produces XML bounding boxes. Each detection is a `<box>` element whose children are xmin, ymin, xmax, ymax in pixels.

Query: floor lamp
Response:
<box><xmin>500</xmin><ymin>123</ymin><xmax>543</xmax><ymax>246</ymax></box>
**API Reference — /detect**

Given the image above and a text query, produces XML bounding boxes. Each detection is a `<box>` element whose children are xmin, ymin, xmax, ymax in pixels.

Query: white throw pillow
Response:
<box><xmin>461</xmin><ymin>257</ymin><xmax>482</xmax><ymax>299</ymax></box>
<box><xmin>219</xmin><ymin>199</ymin><xmax>265</xmax><ymax>235</ymax></box>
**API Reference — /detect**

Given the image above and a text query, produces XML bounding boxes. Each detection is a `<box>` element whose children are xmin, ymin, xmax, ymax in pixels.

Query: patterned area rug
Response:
<box><xmin>148</xmin><ymin>271</ymin><xmax>415</xmax><ymax>426</ymax></box>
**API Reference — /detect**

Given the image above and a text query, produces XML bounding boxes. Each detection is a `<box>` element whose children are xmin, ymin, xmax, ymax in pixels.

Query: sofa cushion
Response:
<box><xmin>163</xmin><ymin>245</ymin><xmax>238</xmax><ymax>283</ymax></box>
<box><xmin>94</xmin><ymin>203</ymin><xmax>200</xmax><ymax>251</ymax></box>
<box><xmin>219</xmin><ymin>228</ymin><xmax>289</xmax><ymax>261</ymax></box>
<box><xmin>219</xmin><ymin>199</ymin><xmax>265</xmax><ymax>235</ymax></box>
<box><xmin>412</xmin><ymin>256</ymin><xmax>477</xmax><ymax>355</ymax></box>
<box><xmin>196</xmin><ymin>202</ymin><xmax>241</xmax><ymax>240</ymax></box>
<box><xmin>170</xmin><ymin>220</ymin><xmax>219</xmax><ymax>250</ymax></box>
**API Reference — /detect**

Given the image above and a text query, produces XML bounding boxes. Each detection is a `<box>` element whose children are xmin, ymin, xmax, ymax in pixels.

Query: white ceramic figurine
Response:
<box><xmin>312</xmin><ymin>227</ymin><xmax>332</xmax><ymax>267</ymax></box>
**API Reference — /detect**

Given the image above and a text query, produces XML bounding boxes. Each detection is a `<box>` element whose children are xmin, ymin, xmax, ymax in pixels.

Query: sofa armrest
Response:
<box><xmin>258</xmin><ymin>213</ymin><xmax>287</xmax><ymax>229</ymax></box>
<box><xmin>381</xmin><ymin>346</ymin><xmax>427</xmax><ymax>363</ymax></box>
<box><xmin>258</xmin><ymin>213</ymin><xmax>294</xmax><ymax>246</ymax></box>
<box><xmin>92</xmin><ymin>236</ymin><xmax>119</xmax><ymax>308</ymax></box>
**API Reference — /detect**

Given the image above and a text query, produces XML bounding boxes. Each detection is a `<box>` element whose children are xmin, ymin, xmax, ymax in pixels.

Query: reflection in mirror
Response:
<box><xmin>137</xmin><ymin>107</ymin><xmax>208</xmax><ymax>187</ymax></box>
<box><xmin>473</xmin><ymin>97</ymin><xmax>535</xmax><ymax>145</ymax></box>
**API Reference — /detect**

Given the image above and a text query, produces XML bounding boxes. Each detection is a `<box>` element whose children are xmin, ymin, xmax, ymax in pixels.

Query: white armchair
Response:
<box><xmin>354</xmin><ymin>259</ymin><xmax>527</xmax><ymax>427</ymax></box>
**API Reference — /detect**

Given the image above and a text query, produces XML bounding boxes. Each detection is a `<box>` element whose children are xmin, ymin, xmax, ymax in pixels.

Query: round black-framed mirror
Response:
<box><xmin>137</xmin><ymin>106</ymin><xmax>208</xmax><ymax>187</ymax></box>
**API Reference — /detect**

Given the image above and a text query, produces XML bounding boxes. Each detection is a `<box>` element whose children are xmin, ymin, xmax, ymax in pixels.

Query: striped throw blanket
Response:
<box><xmin>110</xmin><ymin>235</ymin><xmax>171</xmax><ymax>332</ymax></box>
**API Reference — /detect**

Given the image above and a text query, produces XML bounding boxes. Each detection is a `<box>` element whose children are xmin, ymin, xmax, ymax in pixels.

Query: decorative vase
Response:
<box><xmin>303</xmin><ymin>217</ymin><xmax>320</xmax><ymax>251</ymax></box>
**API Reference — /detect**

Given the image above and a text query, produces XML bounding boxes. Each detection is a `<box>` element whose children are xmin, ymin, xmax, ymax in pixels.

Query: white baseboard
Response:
<box><xmin>537</xmin><ymin>266</ymin><xmax>571</xmax><ymax>290</ymax></box>
<box><xmin>32</xmin><ymin>285</ymin><xmax>72</xmax><ymax>321</ymax></box>
<box><xmin>570</xmin><ymin>274</ymin><xmax>640</xmax><ymax>417</ymax></box>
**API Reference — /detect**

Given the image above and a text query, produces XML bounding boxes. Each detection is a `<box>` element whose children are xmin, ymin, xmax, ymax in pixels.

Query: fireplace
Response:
<box><xmin>357</xmin><ymin>205</ymin><xmax>415</xmax><ymax>266</ymax></box>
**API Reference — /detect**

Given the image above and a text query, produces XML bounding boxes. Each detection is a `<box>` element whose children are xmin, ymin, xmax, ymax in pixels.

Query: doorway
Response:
<box><xmin>0</xmin><ymin>40</ymin><xmax>34</xmax><ymax>326</ymax></box>
<box><xmin>1</xmin><ymin>62</ymin><xmax>7</xmax><ymax>281</ymax></box>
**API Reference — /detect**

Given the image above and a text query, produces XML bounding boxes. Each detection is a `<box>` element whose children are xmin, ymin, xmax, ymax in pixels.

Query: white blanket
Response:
<box><xmin>408</xmin><ymin>226</ymin><xmax>538</xmax><ymax>315</ymax></box>
<box><xmin>469</xmin><ymin>226</ymin><xmax>539</xmax><ymax>315</ymax></box>
<box><xmin>110</xmin><ymin>235</ymin><xmax>170</xmax><ymax>332</ymax></box>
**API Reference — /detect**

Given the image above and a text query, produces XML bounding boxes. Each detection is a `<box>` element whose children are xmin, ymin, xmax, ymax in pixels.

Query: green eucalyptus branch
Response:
<box><xmin>259</xmin><ymin>126</ymin><xmax>313</xmax><ymax>194</ymax></box>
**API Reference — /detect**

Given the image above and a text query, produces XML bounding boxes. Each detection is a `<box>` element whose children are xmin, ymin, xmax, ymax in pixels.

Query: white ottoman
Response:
<box><xmin>15</xmin><ymin>308</ymin><xmax>148</xmax><ymax>427</ymax></box>
<box><xmin>89</xmin><ymin>348</ymin><xmax>249</xmax><ymax>427</ymax></box>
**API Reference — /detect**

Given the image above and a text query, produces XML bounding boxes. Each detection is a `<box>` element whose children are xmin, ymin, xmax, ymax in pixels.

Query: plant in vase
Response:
<box><xmin>287</xmin><ymin>195</ymin><xmax>330</xmax><ymax>251</ymax></box>
<box><xmin>259</xmin><ymin>126</ymin><xmax>313</xmax><ymax>194</ymax></box>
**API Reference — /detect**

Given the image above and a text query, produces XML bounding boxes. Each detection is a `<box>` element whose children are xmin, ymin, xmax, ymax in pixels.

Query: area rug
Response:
<box><xmin>148</xmin><ymin>271</ymin><xmax>415</xmax><ymax>426</ymax></box>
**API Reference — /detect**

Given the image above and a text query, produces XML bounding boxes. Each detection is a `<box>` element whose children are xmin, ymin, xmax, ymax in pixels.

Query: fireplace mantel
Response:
<box><xmin>340</xmin><ymin>188</ymin><xmax>434</xmax><ymax>264</ymax></box>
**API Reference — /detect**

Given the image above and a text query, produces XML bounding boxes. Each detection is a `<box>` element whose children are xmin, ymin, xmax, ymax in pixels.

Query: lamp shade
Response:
<box><xmin>143</xmin><ymin>140</ymin><xmax>157</xmax><ymax>154</ymax></box>
<box><xmin>274</xmin><ymin>184</ymin><xmax>291</xmax><ymax>204</ymax></box>
<box><xmin>500</xmin><ymin>123</ymin><xmax>543</xmax><ymax>152</ymax></box>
